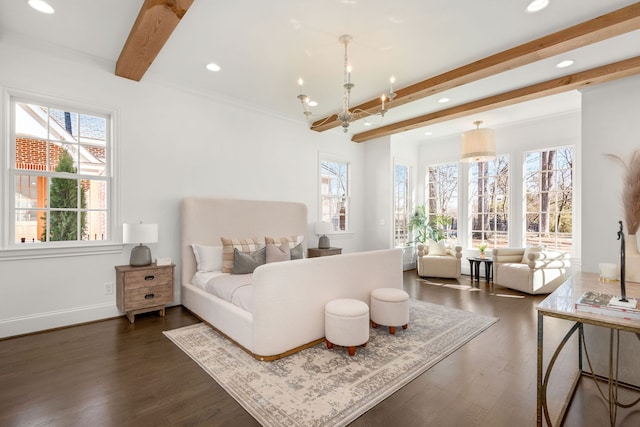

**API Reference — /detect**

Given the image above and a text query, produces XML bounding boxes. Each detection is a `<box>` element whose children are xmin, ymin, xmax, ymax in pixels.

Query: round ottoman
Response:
<box><xmin>325</xmin><ymin>299</ymin><xmax>369</xmax><ymax>356</ymax></box>
<box><xmin>370</xmin><ymin>288</ymin><xmax>410</xmax><ymax>334</ymax></box>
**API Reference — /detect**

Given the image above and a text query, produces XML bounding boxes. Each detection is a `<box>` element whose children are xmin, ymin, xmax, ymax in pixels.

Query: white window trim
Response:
<box><xmin>1</xmin><ymin>88</ymin><xmax>121</xmax><ymax>259</ymax></box>
<box><xmin>318</xmin><ymin>152</ymin><xmax>353</xmax><ymax>236</ymax></box>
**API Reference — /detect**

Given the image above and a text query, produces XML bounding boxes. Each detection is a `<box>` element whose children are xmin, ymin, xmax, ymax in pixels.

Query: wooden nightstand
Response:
<box><xmin>307</xmin><ymin>247</ymin><xmax>342</xmax><ymax>258</ymax></box>
<box><xmin>115</xmin><ymin>263</ymin><xmax>175</xmax><ymax>323</ymax></box>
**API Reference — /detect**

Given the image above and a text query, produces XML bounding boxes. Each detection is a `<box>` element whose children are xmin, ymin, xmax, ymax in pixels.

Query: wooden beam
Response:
<box><xmin>351</xmin><ymin>56</ymin><xmax>640</xmax><ymax>143</ymax></box>
<box><xmin>312</xmin><ymin>2</ymin><xmax>640</xmax><ymax>132</ymax></box>
<box><xmin>115</xmin><ymin>0</ymin><xmax>194</xmax><ymax>81</ymax></box>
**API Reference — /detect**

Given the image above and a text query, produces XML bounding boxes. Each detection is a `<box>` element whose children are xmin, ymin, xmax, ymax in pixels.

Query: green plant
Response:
<box><xmin>478</xmin><ymin>243</ymin><xmax>487</xmax><ymax>253</ymax></box>
<box><xmin>408</xmin><ymin>205</ymin><xmax>451</xmax><ymax>244</ymax></box>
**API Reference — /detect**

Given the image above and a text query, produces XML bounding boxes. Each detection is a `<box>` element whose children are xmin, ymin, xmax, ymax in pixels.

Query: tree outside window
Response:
<box><xmin>524</xmin><ymin>147</ymin><xmax>573</xmax><ymax>252</ymax></box>
<box><xmin>469</xmin><ymin>156</ymin><xmax>509</xmax><ymax>249</ymax></box>
<box><xmin>320</xmin><ymin>159</ymin><xmax>350</xmax><ymax>232</ymax></box>
<box><xmin>426</xmin><ymin>162</ymin><xmax>458</xmax><ymax>241</ymax></box>
<box><xmin>394</xmin><ymin>163</ymin><xmax>412</xmax><ymax>246</ymax></box>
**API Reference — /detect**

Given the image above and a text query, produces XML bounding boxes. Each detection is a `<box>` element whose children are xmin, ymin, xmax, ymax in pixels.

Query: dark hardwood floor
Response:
<box><xmin>1</xmin><ymin>271</ymin><xmax>639</xmax><ymax>426</ymax></box>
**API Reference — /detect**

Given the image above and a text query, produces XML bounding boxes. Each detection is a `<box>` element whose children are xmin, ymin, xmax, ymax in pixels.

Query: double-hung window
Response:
<box><xmin>8</xmin><ymin>95</ymin><xmax>112</xmax><ymax>249</ymax></box>
<box><xmin>469</xmin><ymin>156</ymin><xmax>509</xmax><ymax>248</ymax></box>
<box><xmin>524</xmin><ymin>147</ymin><xmax>573</xmax><ymax>252</ymax></box>
<box><xmin>394</xmin><ymin>163</ymin><xmax>412</xmax><ymax>246</ymax></box>
<box><xmin>320</xmin><ymin>157</ymin><xmax>350</xmax><ymax>232</ymax></box>
<box><xmin>426</xmin><ymin>162</ymin><xmax>458</xmax><ymax>241</ymax></box>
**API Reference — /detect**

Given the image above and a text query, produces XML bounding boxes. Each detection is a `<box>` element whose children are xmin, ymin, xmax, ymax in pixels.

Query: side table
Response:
<box><xmin>115</xmin><ymin>263</ymin><xmax>175</xmax><ymax>323</ymax></box>
<box><xmin>467</xmin><ymin>257</ymin><xmax>493</xmax><ymax>282</ymax></box>
<box><xmin>308</xmin><ymin>247</ymin><xmax>342</xmax><ymax>258</ymax></box>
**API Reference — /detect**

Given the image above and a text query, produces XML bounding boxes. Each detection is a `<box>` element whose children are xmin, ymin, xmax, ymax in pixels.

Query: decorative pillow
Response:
<box><xmin>266</xmin><ymin>242</ymin><xmax>291</xmax><ymax>263</ymax></box>
<box><xmin>521</xmin><ymin>245</ymin><xmax>544</xmax><ymax>263</ymax></box>
<box><xmin>290</xmin><ymin>242</ymin><xmax>304</xmax><ymax>260</ymax></box>
<box><xmin>221</xmin><ymin>237</ymin><xmax>263</xmax><ymax>273</ymax></box>
<box><xmin>191</xmin><ymin>244</ymin><xmax>223</xmax><ymax>272</ymax></box>
<box><xmin>265</xmin><ymin>235</ymin><xmax>302</xmax><ymax>249</ymax></box>
<box><xmin>232</xmin><ymin>247</ymin><xmax>266</xmax><ymax>274</ymax></box>
<box><xmin>428</xmin><ymin>239</ymin><xmax>447</xmax><ymax>256</ymax></box>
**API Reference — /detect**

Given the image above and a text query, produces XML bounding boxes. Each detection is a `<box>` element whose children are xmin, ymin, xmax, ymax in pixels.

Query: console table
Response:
<box><xmin>536</xmin><ymin>272</ymin><xmax>640</xmax><ymax>426</ymax></box>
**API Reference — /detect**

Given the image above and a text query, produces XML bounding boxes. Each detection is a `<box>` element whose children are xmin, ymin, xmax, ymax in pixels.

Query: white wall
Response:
<box><xmin>0</xmin><ymin>36</ymin><xmax>368</xmax><ymax>337</ymax></box>
<box><xmin>362</xmin><ymin>136</ymin><xmax>392</xmax><ymax>250</ymax></box>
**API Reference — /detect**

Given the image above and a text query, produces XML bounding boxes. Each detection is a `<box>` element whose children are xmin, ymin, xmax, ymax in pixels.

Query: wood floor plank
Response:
<box><xmin>1</xmin><ymin>272</ymin><xmax>639</xmax><ymax>426</ymax></box>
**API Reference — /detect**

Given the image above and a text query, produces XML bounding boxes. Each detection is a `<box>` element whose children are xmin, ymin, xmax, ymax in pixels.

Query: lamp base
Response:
<box><xmin>130</xmin><ymin>244</ymin><xmax>152</xmax><ymax>266</ymax></box>
<box><xmin>318</xmin><ymin>235</ymin><xmax>330</xmax><ymax>249</ymax></box>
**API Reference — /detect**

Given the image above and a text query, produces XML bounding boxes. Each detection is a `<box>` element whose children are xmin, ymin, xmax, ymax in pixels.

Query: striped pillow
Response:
<box><xmin>220</xmin><ymin>237</ymin><xmax>263</xmax><ymax>273</ymax></box>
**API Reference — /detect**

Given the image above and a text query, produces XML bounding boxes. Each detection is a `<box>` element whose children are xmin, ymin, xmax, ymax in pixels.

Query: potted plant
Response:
<box><xmin>478</xmin><ymin>243</ymin><xmax>487</xmax><ymax>259</ymax></box>
<box><xmin>408</xmin><ymin>205</ymin><xmax>451</xmax><ymax>244</ymax></box>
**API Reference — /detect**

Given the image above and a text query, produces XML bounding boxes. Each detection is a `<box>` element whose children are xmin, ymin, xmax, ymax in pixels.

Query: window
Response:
<box><xmin>524</xmin><ymin>147</ymin><xmax>573</xmax><ymax>252</ymax></box>
<box><xmin>394</xmin><ymin>163</ymin><xmax>412</xmax><ymax>246</ymax></box>
<box><xmin>426</xmin><ymin>162</ymin><xmax>458</xmax><ymax>241</ymax></box>
<box><xmin>469</xmin><ymin>156</ymin><xmax>509</xmax><ymax>248</ymax></box>
<box><xmin>320</xmin><ymin>158</ymin><xmax>350</xmax><ymax>232</ymax></box>
<box><xmin>9</xmin><ymin>96</ymin><xmax>111</xmax><ymax>247</ymax></box>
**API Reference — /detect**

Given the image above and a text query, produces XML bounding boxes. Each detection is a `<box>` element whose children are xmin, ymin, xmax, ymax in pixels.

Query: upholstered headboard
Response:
<box><xmin>180</xmin><ymin>198</ymin><xmax>308</xmax><ymax>285</ymax></box>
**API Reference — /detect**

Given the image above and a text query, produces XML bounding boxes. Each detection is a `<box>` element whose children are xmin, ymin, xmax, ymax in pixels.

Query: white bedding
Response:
<box><xmin>192</xmin><ymin>271</ymin><xmax>254</xmax><ymax>312</ymax></box>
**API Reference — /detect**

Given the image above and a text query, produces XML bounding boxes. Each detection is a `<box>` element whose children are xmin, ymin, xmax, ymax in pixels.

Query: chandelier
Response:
<box><xmin>297</xmin><ymin>34</ymin><xmax>396</xmax><ymax>133</ymax></box>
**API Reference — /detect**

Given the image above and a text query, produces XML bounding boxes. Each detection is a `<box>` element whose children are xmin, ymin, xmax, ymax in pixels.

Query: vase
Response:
<box><xmin>479</xmin><ymin>252</ymin><xmax>486</xmax><ymax>259</ymax></box>
<box><xmin>625</xmin><ymin>234</ymin><xmax>640</xmax><ymax>283</ymax></box>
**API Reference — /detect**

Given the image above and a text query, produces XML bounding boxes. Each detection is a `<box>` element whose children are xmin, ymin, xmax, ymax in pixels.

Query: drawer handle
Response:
<box><xmin>144</xmin><ymin>293</ymin><xmax>155</xmax><ymax>299</ymax></box>
<box><xmin>144</xmin><ymin>275</ymin><xmax>155</xmax><ymax>281</ymax></box>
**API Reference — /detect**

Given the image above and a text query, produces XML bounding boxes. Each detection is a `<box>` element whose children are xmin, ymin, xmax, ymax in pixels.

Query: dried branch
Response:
<box><xmin>606</xmin><ymin>150</ymin><xmax>640</xmax><ymax>234</ymax></box>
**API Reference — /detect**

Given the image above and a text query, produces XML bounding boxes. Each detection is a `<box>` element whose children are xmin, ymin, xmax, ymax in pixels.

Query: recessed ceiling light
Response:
<box><xmin>424</xmin><ymin>131</ymin><xmax>433</xmax><ymax>136</ymax></box>
<box><xmin>205</xmin><ymin>63</ymin><xmax>221</xmax><ymax>72</ymax></box>
<box><xmin>438</xmin><ymin>97</ymin><xmax>450</xmax><ymax>104</ymax></box>
<box><xmin>308</xmin><ymin>100</ymin><xmax>318</xmax><ymax>107</ymax></box>
<box><xmin>526</xmin><ymin>0</ymin><xmax>549</xmax><ymax>13</ymax></box>
<box><xmin>28</xmin><ymin>0</ymin><xmax>55</xmax><ymax>14</ymax></box>
<box><xmin>556</xmin><ymin>59</ymin><xmax>574</xmax><ymax>68</ymax></box>
<box><xmin>364</xmin><ymin>121</ymin><xmax>372</xmax><ymax>127</ymax></box>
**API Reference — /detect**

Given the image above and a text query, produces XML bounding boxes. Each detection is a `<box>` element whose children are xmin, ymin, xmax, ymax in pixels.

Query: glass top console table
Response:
<box><xmin>536</xmin><ymin>272</ymin><xmax>640</xmax><ymax>426</ymax></box>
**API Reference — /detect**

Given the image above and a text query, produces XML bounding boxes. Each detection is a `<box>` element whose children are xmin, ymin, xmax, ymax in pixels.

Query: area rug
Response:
<box><xmin>164</xmin><ymin>300</ymin><xmax>498</xmax><ymax>427</ymax></box>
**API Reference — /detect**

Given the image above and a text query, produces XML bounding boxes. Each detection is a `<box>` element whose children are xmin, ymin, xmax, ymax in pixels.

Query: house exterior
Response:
<box><xmin>1</xmin><ymin>21</ymin><xmax>639</xmax><ymax>339</ymax></box>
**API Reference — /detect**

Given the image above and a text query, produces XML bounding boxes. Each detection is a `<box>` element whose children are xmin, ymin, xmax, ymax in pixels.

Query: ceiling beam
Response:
<box><xmin>115</xmin><ymin>0</ymin><xmax>194</xmax><ymax>81</ymax></box>
<box><xmin>351</xmin><ymin>55</ymin><xmax>640</xmax><ymax>143</ymax></box>
<box><xmin>311</xmin><ymin>2</ymin><xmax>640</xmax><ymax>132</ymax></box>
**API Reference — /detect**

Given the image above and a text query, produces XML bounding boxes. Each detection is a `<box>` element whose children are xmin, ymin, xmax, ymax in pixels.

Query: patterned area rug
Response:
<box><xmin>164</xmin><ymin>300</ymin><xmax>498</xmax><ymax>427</ymax></box>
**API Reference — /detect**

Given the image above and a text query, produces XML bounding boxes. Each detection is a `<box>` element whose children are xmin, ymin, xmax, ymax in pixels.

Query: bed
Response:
<box><xmin>180</xmin><ymin>197</ymin><xmax>403</xmax><ymax>360</ymax></box>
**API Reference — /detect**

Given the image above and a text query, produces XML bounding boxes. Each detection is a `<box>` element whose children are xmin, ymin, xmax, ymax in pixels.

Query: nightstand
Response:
<box><xmin>115</xmin><ymin>263</ymin><xmax>175</xmax><ymax>323</ymax></box>
<box><xmin>307</xmin><ymin>247</ymin><xmax>342</xmax><ymax>257</ymax></box>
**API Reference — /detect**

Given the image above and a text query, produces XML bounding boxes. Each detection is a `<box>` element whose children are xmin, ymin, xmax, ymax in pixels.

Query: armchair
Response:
<box><xmin>492</xmin><ymin>247</ymin><xmax>571</xmax><ymax>294</ymax></box>
<box><xmin>416</xmin><ymin>242</ymin><xmax>462</xmax><ymax>279</ymax></box>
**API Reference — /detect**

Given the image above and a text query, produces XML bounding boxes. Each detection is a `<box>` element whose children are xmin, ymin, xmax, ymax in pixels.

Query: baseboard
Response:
<box><xmin>0</xmin><ymin>303</ymin><xmax>121</xmax><ymax>339</ymax></box>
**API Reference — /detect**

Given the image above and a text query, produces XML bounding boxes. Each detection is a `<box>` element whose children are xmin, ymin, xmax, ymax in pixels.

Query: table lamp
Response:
<box><xmin>123</xmin><ymin>222</ymin><xmax>158</xmax><ymax>266</ymax></box>
<box><xmin>315</xmin><ymin>222</ymin><xmax>333</xmax><ymax>249</ymax></box>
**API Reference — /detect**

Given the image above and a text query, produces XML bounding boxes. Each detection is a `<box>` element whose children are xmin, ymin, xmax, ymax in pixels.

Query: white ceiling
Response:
<box><xmin>2</xmin><ymin>0</ymin><xmax>639</xmax><ymax>145</ymax></box>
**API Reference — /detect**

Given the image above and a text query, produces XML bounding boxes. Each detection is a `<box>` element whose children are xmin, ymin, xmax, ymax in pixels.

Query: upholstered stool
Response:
<box><xmin>325</xmin><ymin>299</ymin><xmax>369</xmax><ymax>356</ymax></box>
<box><xmin>370</xmin><ymin>288</ymin><xmax>410</xmax><ymax>334</ymax></box>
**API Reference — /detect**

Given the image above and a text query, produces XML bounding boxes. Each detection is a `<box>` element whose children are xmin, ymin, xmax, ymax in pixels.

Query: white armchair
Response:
<box><xmin>416</xmin><ymin>242</ymin><xmax>462</xmax><ymax>279</ymax></box>
<box><xmin>492</xmin><ymin>247</ymin><xmax>571</xmax><ymax>294</ymax></box>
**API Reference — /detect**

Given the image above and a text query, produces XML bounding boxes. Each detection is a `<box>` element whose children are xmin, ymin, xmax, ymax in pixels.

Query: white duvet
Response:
<box><xmin>192</xmin><ymin>271</ymin><xmax>254</xmax><ymax>312</ymax></box>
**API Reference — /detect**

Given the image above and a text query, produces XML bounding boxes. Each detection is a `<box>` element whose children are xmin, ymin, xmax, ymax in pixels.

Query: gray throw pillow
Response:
<box><xmin>232</xmin><ymin>247</ymin><xmax>266</xmax><ymax>274</ymax></box>
<box><xmin>266</xmin><ymin>242</ymin><xmax>290</xmax><ymax>263</ymax></box>
<box><xmin>291</xmin><ymin>243</ymin><xmax>304</xmax><ymax>260</ymax></box>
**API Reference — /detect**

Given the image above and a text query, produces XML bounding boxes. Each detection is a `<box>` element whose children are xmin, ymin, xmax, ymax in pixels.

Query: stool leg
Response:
<box><xmin>371</xmin><ymin>320</ymin><xmax>378</xmax><ymax>328</ymax></box>
<box><xmin>348</xmin><ymin>346</ymin><xmax>356</xmax><ymax>356</ymax></box>
<box><xmin>402</xmin><ymin>324</ymin><xmax>408</xmax><ymax>330</ymax></box>
<box><xmin>326</xmin><ymin>339</ymin><xmax>333</xmax><ymax>349</ymax></box>
<box><xmin>389</xmin><ymin>326</ymin><xmax>396</xmax><ymax>334</ymax></box>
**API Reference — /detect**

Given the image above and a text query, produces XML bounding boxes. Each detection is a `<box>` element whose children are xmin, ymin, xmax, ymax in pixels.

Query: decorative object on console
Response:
<box><xmin>606</xmin><ymin>150</ymin><xmax>640</xmax><ymax>283</ymax></box>
<box><xmin>315</xmin><ymin>221</ymin><xmax>333</xmax><ymax>249</ymax></box>
<box><xmin>297</xmin><ymin>34</ymin><xmax>396</xmax><ymax>133</ymax></box>
<box><xmin>461</xmin><ymin>120</ymin><xmax>496</xmax><ymax>162</ymax></box>
<box><xmin>617</xmin><ymin>220</ymin><xmax>628</xmax><ymax>301</ymax></box>
<box><xmin>123</xmin><ymin>222</ymin><xmax>158</xmax><ymax>267</ymax></box>
<box><xmin>598</xmin><ymin>262</ymin><xmax>618</xmax><ymax>282</ymax></box>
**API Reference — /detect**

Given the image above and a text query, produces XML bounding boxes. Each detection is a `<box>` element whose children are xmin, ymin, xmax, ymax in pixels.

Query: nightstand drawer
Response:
<box><xmin>124</xmin><ymin>283</ymin><xmax>173</xmax><ymax>310</ymax></box>
<box><xmin>122</xmin><ymin>269</ymin><xmax>172</xmax><ymax>290</ymax></box>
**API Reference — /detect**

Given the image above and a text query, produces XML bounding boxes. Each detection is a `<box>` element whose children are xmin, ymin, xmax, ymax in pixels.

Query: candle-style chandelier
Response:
<box><xmin>297</xmin><ymin>34</ymin><xmax>396</xmax><ymax>133</ymax></box>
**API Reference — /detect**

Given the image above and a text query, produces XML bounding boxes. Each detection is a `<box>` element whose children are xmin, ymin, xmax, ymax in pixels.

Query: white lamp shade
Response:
<box><xmin>123</xmin><ymin>223</ymin><xmax>158</xmax><ymax>244</ymax></box>
<box><xmin>315</xmin><ymin>221</ymin><xmax>333</xmax><ymax>235</ymax></box>
<box><xmin>461</xmin><ymin>127</ymin><xmax>496</xmax><ymax>162</ymax></box>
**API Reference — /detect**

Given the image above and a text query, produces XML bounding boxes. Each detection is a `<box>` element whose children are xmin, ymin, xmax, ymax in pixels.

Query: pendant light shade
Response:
<box><xmin>461</xmin><ymin>120</ymin><xmax>496</xmax><ymax>162</ymax></box>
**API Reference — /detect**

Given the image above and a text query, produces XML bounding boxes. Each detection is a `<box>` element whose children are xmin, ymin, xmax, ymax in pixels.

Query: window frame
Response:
<box><xmin>1</xmin><ymin>89</ymin><xmax>121</xmax><ymax>259</ymax></box>
<box><xmin>523</xmin><ymin>145</ymin><xmax>574</xmax><ymax>252</ymax></box>
<box><xmin>425</xmin><ymin>161</ymin><xmax>459</xmax><ymax>242</ymax></box>
<box><xmin>468</xmin><ymin>155</ymin><xmax>510</xmax><ymax>249</ymax></box>
<box><xmin>319</xmin><ymin>154</ymin><xmax>351</xmax><ymax>234</ymax></box>
<box><xmin>393</xmin><ymin>161</ymin><xmax>413</xmax><ymax>247</ymax></box>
